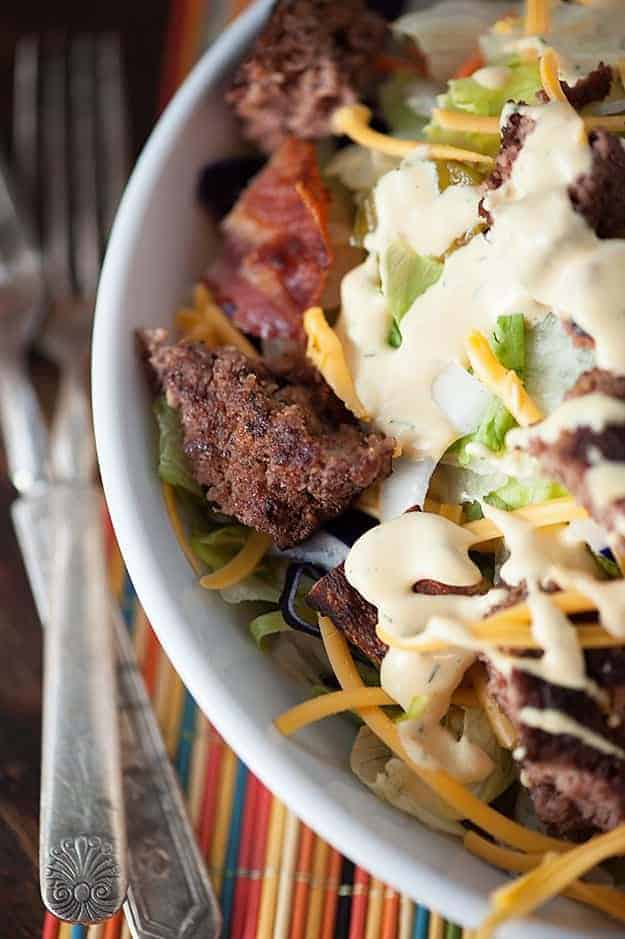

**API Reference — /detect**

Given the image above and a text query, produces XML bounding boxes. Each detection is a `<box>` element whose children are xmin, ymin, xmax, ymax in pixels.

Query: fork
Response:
<box><xmin>12</xmin><ymin>35</ymin><xmax>129</xmax><ymax>922</ymax></box>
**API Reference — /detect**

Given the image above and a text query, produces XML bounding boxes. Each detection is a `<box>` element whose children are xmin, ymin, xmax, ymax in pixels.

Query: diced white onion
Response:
<box><xmin>395</xmin><ymin>1</ymin><xmax>519</xmax><ymax>81</ymax></box>
<box><xmin>563</xmin><ymin>518</ymin><xmax>609</xmax><ymax>556</ymax></box>
<box><xmin>275</xmin><ymin>532</ymin><xmax>349</xmax><ymax>569</ymax></box>
<box><xmin>380</xmin><ymin>457</ymin><xmax>435</xmax><ymax>520</ymax></box>
<box><xmin>431</xmin><ymin>362</ymin><xmax>492</xmax><ymax>434</ymax></box>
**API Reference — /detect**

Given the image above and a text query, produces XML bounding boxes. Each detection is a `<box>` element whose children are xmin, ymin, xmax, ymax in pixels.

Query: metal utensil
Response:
<box><xmin>11</xmin><ymin>34</ymin><xmax>127</xmax><ymax>922</ymax></box>
<box><xmin>7</xmin><ymin>35</ymin><xmax>221</xmax><ymax>935</ymax></box>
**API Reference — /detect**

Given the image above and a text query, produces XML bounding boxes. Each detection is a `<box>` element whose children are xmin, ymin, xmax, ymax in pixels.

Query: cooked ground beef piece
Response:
<box><xmin>562</xmin><ymin>62</ymin><xmax>613</xmax><ymax>111</ymax></box>
<box><xmin>307</xmin><ymin>563</ymin><xmax>386</xmax><ymax>664</ymax></box>
<box><xmin>227</xmin><ymin>0</ymin><xmax>387</xmax><ymax>152</ymax></box>
<box><xmin>307</xmin><ymin>565</ymin><xmax>487</xmax><ymax>665</ymax></box>
<box><xmin>569</xmin><ymin>128</ymin><xmax>625</xmax><ymax>239</ymax></box>
<box><xmin>140</xmin><ymin>333</ymin><xmax>394</xmax><ymax>548</ymax></box>
<box><xmin>521</xmin><ymin>368</ymin><xmax>625</xmax><ymax>552</ymax></box>
<box><xmin>485</xmin><ymin>652</ymin><xmax>625</xmax><ymax>838</ymax></box>
<box><xmin>481</xmin><ymin>112</ymin><xmax>536</xmax><ymax>199</ymax></box>
<box><xmin>537</xmin><ymin>63</ymin><xmax>613</xmax><ymax>111</ymax></box>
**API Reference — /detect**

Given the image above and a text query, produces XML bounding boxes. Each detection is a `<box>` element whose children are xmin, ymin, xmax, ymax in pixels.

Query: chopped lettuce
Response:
<box><xmin>452</xmin><ymin>397</ymin><xmax>517</xmax><ymax>464</ymax></box>
<box><xmin>325</xmin><ymin>145</ymin><xmax>400</xmax><ymax>192</ymax></box>
<box><xmin>351</xmin><ymin>704</ymin><xmax>515</xmax><ymax>835</ymax></box>
<box><xmin>381</xmin><ymin>241</ymin><xmax>443</xmax><ymax>347</ymax></box>
<box><xmin>425</xmin><ymin>122</ymin><xmax>500</xmax><ymax>157</ymax></box>
<box><xmin>424</xmin><ymin>61</ymin><xmax>541</xmax><ymax>156</ymax></box>
<box><xmin>524</xmin><ymin>313</ymin><xmax>595</xmax><ymax>414</ymax></box>
<box><xmin>592</xmin><ymin>550</ymin><xmax>622</xmax><ymax>580</ymax></box>
<box><xmin>154</xmin><ymin>397</ymin><xmax>202</xmax><ymax>496</ymax></box>
<box><xmin>249</xmin><ymin>611</ymin><xmax>290</xmax><ymax>649</ymax></box>
<box><xmin>445</xmin><ymin>61</ymin><xmax>542</xmax><ymax>116</ymax></box>
<box><xmin>379</xmin><ymin>75</ymin><xmax>441</xmax><ymax>139</ymax></box>
<box><xmin>191</xmin><ymin>524</ymin><xmax>285</xmax><ymax>604</ymax></box>
<box><xmin>490</xmin><ymin>313</ymin><xmax>525</xmax><ymax>374</ymax></box>
<box><xmin>485</xmin><ymin>477</ymin><xmax>566</xmax><ymax>511</ymax></box>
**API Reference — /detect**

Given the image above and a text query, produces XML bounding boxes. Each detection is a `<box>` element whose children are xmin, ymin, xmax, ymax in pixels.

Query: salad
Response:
<box><xmin>138</xmin><ymin>0</ymin><xmax>625</xmax><ymax>934</ymax></box>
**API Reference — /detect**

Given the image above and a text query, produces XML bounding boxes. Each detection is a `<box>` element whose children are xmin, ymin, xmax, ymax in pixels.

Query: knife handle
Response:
<box><xmin>40</xmin><ymin>484</ymin><xmax>127</xmax><ymax>922</ymax></box>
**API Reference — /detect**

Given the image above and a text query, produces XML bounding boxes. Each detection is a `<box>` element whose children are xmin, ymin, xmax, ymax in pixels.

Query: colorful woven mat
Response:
<box><xmin>42</xmin><ymin>2</ymin><xmax>473</xmax><ymax>935</ymax></box>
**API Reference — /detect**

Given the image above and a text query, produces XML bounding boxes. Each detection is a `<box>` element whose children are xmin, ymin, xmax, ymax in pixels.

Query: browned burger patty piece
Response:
<box><xmin>569</xmin><ymin>128</ymin><xmax>625</xmax><ymax>240</ymax></box>
<box><xmin>140</xmin><ymin>332</ymin><xmax>394</xmax><ymax>548</ymax></box>
<box><xmin>227</xmin><ymin>0</ymin><xmax>387</xmax><ymax>152</ymax></box>
<box><xmin>307</xmin><ymin>566</ymin><xmax>487</xmax><ymax>665</ymax></box>
<box><xmin>485</xmin><ymin>651</ymin><xmax>625</xmax><ymax>839</ymax></box>
<box><xmin>561</xmin><ymin>62</ymin><xmax>613</xmax><ymax>111</ymax></box>
<box><xmin>307</xmin><ymin>563</ymin><xmax>386</xmax><ymax>664</ymax></box>
<box><xmin>521</xmin><ymin>368</ymin><xmax>625</xmax><ymax>552</ymax></box>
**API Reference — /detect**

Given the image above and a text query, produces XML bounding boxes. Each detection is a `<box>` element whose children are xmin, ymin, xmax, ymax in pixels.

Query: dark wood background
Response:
<box><xmin>0</xmin><ymin>2</ymin><xmax>169</xmax><ymax>934</ymax></box>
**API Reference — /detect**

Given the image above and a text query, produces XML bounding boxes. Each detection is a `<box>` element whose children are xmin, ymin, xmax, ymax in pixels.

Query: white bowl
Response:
<box><xmin>92</xmin><ymin>5</ymin><xmax>622</xmax><ymax>935</ymax></box>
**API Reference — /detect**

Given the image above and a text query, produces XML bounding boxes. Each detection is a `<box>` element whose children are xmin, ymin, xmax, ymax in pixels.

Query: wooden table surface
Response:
<box><xmin>0</xmin><ymin>3</ymin><xmax>168</xmax><ymax>933</ymax></box>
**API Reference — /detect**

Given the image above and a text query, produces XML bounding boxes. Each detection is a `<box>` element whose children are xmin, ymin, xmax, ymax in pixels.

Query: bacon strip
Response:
<box><xmin>207</xmin><ymin>138</ymin><xmax>332</xmax><ymax>341</ymax></box>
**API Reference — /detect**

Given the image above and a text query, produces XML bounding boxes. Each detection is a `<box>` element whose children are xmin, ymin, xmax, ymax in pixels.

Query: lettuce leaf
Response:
<box><xmin>154</xmin><ymin>397</ymin><xmax>202</xmax><ymax>496</ymax></box>
<box><xmin>524</xmin><ymin>313</ymin><xmax>595</xmax><ymax>415</ymax></box>
<box><xmin>485</xmin><ymin>477</ymin><xmax>567</xmax><ymax>511</ymax></box>
<box><xmin>490</xmin><ymin>313</ymin><xmax>525</xmax><ymax>374</ymax></box>
<box><xmin>191</xmin><ymin>524</ymin><xmax>285</xmax><ymax>604</ymax></box>
<box><xmin>453</xmin><ymin>397</ymin><xmax>516</xmax><ymax>463</ymax></box>
<box><xmin>351</xmin><ymin>705</ymin><xmax>515</xmax><ymax>835</ymax></box>
<box><xmin>382</xmin><ymin>241</ymin><xmax>443</xmax><ymax>347</ymax></box>
<box><xmin>249</xmin><ymin>611</ymin><xmax>290</xmax><ymax>649</ymax></box>
<box><xmin>424</xmin><ymin>61</ymin><xmax>541</xmax><ymax>157</ymax></box>
<box><xmin>445</xmin><ymin>62</ymin><xmax>542</xmax><ymax>117</ymax></box>
<box><xmin>379</xmin><ymin>75</ymin><xmax>440</xmax><ymax>139</ymax></box>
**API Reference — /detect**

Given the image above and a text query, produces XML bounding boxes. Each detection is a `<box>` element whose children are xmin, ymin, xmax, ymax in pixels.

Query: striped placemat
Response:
<box><xmin>42</xmin><ymin>510</ymin><xmax>471</xmax><ymax>939</ymax></box>
<box><xmin>41</xmin><ymin>2</ymin><xmax>473</xmax><ymax>935</ymax></box>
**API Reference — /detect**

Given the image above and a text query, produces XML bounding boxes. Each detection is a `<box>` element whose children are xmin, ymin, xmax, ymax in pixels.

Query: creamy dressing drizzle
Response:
<box><xmin>508</xmin><ymin>393</ymin><xmax>625</xmax><ymax>447</ymax></box>
<box><xmin>519</xmin><ymin>708</ymin><xmax>625</xmax><ymax>760</ymax></box>
<box><xmin>345</xmin><ymin>506</ymin><xmax>625</xmax><ymax>770</ymax></box>
<box><xmin>345</xmin><ymin>512</ymin><xmax>497</xmax><ymax>778</ymax></box>
<box><xmin>338</xmin><ymin>102</ymin><xmax>625</xmax><ymax>461</ymax></box>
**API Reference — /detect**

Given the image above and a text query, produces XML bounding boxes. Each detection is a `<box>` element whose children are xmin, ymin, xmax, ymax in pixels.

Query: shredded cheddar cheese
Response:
<box><xmin>476</xmin><ymin>823</ymin><xmax>625</xmax><ymax>938</ymax></box>
<box><xmin>317</xmin><ymin>615</ymin><xmax>565</xmax><ymax>853</ymax></box>
<box><xmin>304</xmin><ymin>306</ymin><xmax>368</xmax><ymax>419</ymax></box>
<box><xmin>331</xmin><ymin>104</ymin><xmax>494</xmax><ymax>165</ymax></box>
<box><xmin>465</xmin><ymin>330</ymin><xmax>543</xmax><ymax>427</ymax></box>
<box><xmin>584</xmin><ymin>114</ymin><xmax>625</xmax><ymax>133</ymax></box>
<box><xmin>275</xmin><ymin>686</ymin><xmax>478</xmax><ymax>737</ymax></box>
<box><xmin>432</xmin><ymin>110</ymin><xmax>499</xmax><ymax>136</ymax></box>
<box><xmin>465</xmin><ymin>832</ymin><xmax>625</xmax><ymax>928</ymax></box>
<box><xmin>377</xmin><ymin>620</ymin><xmax>618</xmax><ymax>655</ymax></box>
<box><xmin>470</xmin><ymin>665</ymin><xmax>516</xmax><ymax>749</ymax></box>
<box><xmin>162</xmin><ymin>483</ymin><xmax>203</xmax><ymax>575</ymax></box>
<box><xmin>424</xmin><ymin>498</ymin><xmax>464</xmax><ymax>525</ymax></box>
<box><xmin>539</xmin><ymin>48</ymin><xmax>570</xmax><ymax>105</ymax></box>
<box><xmin>275</xmin><ymin>687</ymin><xmax>396</xmax><ymax>736</ymax></box>
<box><xmin>199</xmin><ymin>530</ymin><xmax>272</xmax><ymax>590</ymax></box>
<box><xmin>525</xmin><ymin>0</ymin><xmax>549</xmax><ymax>36</ymax></box>
<box><xmin>463</xmin><ymin>497</ymin><xmax>588</xmax><ymax>544</ymax></box>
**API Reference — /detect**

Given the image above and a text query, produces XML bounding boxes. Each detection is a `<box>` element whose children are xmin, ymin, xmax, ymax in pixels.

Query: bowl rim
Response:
<box><xmin>92</xmin><ymin>6</ymin><xmax>617</xmax><ymax>935</ymax></box>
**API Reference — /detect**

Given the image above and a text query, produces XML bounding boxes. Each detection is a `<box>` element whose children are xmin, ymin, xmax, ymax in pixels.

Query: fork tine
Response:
<box><xmin>69</xmin><ymin>35</ymin><xmax>100</xmax><ymax>298</ymax></box>
<box><xmin>13</xmin><ymin>36</ymin><xmax>39</xmax><ymax>218</ymax></box>
<box><xmin>96</xmin><ymin>34</ymin><xmax>130</xmax><ymax>242</ymax></box>
<box><xmin>41</xmin><ymin>35</ymin><xmax>72</xmax><ymax>298</ymax></box>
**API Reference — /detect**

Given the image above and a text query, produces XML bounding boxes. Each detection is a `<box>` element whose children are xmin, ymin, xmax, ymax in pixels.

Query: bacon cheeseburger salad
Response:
<box><xmin>139</xmin><ymin>1</ymin><xmax>625</xmax><ymax>933</ymax></box>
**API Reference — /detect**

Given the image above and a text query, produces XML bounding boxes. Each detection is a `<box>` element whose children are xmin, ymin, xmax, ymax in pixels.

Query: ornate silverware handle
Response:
<box><xmin>40</xmin><ymin>484</ymin><xmax>127</xmax><ymax>922</ymax></box>
<box><xmin>114</xmin><ymin>612</ymin><xmax>222</xmax><ymax>938</ymax></box>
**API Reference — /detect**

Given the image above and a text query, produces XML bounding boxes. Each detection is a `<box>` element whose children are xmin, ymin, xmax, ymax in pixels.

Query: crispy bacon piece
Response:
<box><xmin>207</xmin><ymin>138</ymin><xmax>332</xmax><ymax>342</ymax></box>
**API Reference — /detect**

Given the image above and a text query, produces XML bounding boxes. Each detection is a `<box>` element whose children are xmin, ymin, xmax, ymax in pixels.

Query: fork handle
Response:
<box><xmin>50</xmin><ymin>363</ymin><xmax>96</xmax><ymax>482</ymax></box>
<box><xmin>0</xmin><ymin>352</ymin><xmax>48</xmax><ymax>492</ymax></box>
<box><xmin>40</xmin><ymin>483</ymin><xmax>127</xmax><ymax>922</ymax></box>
